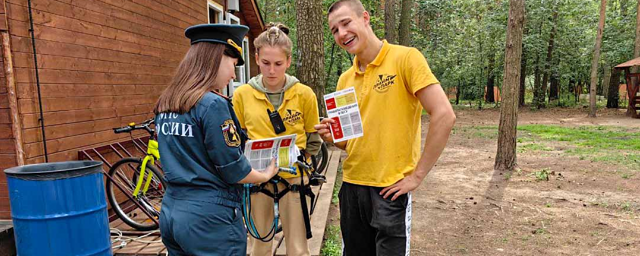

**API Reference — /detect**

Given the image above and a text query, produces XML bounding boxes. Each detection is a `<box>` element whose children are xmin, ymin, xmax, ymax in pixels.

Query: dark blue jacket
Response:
<box><xmin>155</xmin><ymin>92</ymin><xmax>251</xmax><ymax>208</ymax></box>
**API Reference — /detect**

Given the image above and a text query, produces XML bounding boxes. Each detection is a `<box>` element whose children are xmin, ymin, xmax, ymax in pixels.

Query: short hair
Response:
<box><xmin>328</xmin><ymin>0</ymin><xmax>365</xmax><ymax>17</ymax></box>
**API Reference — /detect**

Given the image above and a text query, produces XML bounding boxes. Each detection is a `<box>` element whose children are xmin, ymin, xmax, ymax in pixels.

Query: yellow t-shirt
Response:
<box><xmin>337</xmin><ymin>40</ymin><xmax>440</xmax><ymax>187</ymax></box>
<box><xmin>232</xmin><ymin>83</ymin><xmax>320</xmax><ymax>178</ymax></box>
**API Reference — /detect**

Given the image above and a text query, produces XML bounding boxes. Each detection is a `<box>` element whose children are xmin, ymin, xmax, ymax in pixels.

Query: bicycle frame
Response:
<box><xmin>132</xmin><ymin>139</ymin><xmax>160</xmax><ymax>198</ymax></box>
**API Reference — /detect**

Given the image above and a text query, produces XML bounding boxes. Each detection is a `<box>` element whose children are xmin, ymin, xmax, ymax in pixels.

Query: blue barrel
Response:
<box><xmin>4</xmin><ymin>161</ymin><xmax>112</xmax><ymax>256</ymax></box>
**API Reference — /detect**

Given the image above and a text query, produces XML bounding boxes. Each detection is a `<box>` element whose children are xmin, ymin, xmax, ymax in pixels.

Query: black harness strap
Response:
<box><xmin>250</xmin><ymin>173</ymin><xmax>315</xmax><ymax>239</ymax></box>
<box><xmin>299</xmin><ymin>173</ymin><xmax>313</xmax><ymax>239</ymax></box>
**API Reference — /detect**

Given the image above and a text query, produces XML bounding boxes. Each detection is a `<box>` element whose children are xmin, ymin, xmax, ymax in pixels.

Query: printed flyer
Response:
<box><xmin>244</xmin><ymin>134</ymin><xmax>300</xmax><ymax>171</ymax></box>
<box><xmin>324</xmin><ymin>87</ymin><xmax>364</xmax><ymax>143</ymax></box>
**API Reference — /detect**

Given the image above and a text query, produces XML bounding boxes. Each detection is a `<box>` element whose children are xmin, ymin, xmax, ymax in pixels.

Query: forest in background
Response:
<box><xmin>256</xmin><ymin>0</ymin><xmax>635</xmax><ymax>109</ymax></box>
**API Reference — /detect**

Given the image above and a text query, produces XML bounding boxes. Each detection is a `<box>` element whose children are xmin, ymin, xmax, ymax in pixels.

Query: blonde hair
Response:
<box><xmin>254</xmin><ymin>22</ymin><xmax>292</xmax><ymax>58</ymax></box>
<box><xmin>154</xmin><ymin>43</ymin><xmax>236</xmax><ymax>114</ymax></box>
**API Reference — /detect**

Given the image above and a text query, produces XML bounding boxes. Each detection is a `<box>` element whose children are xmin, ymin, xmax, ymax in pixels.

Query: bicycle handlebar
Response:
<box><xmin>113</xmin><ymin>126</ymin><xmax>133</xmax><ymax>134</ymax></box>
<box><xmin>113</xmin><ymin>119</ymin><xmax>155</xmax><ymax>136</ymax></box>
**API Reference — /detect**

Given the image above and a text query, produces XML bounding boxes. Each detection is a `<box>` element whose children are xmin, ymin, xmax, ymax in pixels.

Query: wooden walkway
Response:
<box><xmin>112</xmin><ymin>150</ymin><xmax>342</xmax><ymax>256</ymax></box>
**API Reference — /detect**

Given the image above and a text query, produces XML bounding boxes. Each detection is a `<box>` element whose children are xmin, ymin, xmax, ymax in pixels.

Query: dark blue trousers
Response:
<box><xmin>160</xmin><ymin>195</ymin><xmax>246</xmax><ymax>255</ymax></box>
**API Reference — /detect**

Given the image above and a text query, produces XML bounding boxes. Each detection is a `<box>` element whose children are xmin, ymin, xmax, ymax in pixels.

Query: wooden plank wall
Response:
<box><xmin>0</xmin><ymin>0</ymin><xmax>17</xmax><ymax>219</ymax></box>
<box><xmin>0</xmin><ymin>0</ymin><xmax>263</xmax><ymax>219</ymax></box>
<box><xmin>7</xmin><ymin>0</ymin><xmax>209</xmax><ymax>165</ymax></box>
<box><xmin>0</xmin><ymin>0</ymin><xmax>210</xmax><ymax>218</ymax></box>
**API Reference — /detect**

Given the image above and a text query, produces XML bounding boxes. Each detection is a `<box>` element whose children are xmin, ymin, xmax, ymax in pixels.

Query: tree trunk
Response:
<box><xmin>456</xmin><ymin>82</ymin><xmax>461</xmax><ymax>105</ymax></box>
<box><xmin>589</xmin><ymin>0</ymin><xmax>606</xmax><ymax>118</ymax></box>
<box><xmin>629</xmin><ymin>0</ymin><xmax>640</xmax><ymax>115</ymax></box>
<box><xmin>549</xmin><ymin>72</ymin><xmax>559</xmax><ymax>101</ymax></box>
<box><xmin>384</xmin><ymin>0</ymin><xmax>398</xmax><ymax>44</ymax></box>
<box><xmin>541</xmin><ymin>8</ymin><xmax>558</xmax><ymax>107</ymax></box>
<box><xmin>532</xmin><ymin>25</ymin><xmax>544</xmax><ymax>108</ymax></box>
<box><xmin>602</xmin><ymin>64</ymin><xmax>611</xmax><ymax>98</ymax></box>
<box><xmin>533</xmin><ymin>52</ymin><xmax>543</xmax><ymax>108</ymax></box>
<box><xmin>296</xmin><ymin>0</ymin><xmax>326</xmax><ymax>115</ymax></box>
<box><xmin>634</xmin><ymin>0</ymin><xmax>640</xmax><ymax>74</ymax></box>
<box><xmin>398</xmin><ymin>0</ymin><xmax>412</xmax><ymax>46</ymax></box>
<box><xmin>486</xmin><ymin>53</ymin><xmax>496</xmax><ymax>103</ymax></box>
<box><xmin>495</xmin><ymin>0</ymin><xmax>525</xmax><ymax>172</ymax></box>
<box><xmin>575</xmin><ymin>81</ymin><xmax>579</xmax><ymax>103</ymax></box>
<box><xmin>519</xmin><ymin>41</ymin><xmax>526</xmax><ymax>107</ymax></box>
<box><xmin>607</xmin><ymin>67</ymin><xmax>621</xmax><ymax>108</ymax></box>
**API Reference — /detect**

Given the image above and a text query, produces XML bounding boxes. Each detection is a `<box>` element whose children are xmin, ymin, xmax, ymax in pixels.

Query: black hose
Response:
<box><xmin>27</xmin><ymin>0</ymin><xmax>48</xmax><ymax>162</ymax></box>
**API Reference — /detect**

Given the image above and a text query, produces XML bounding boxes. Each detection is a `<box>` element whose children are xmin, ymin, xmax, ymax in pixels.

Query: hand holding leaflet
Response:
<box><xmin>244</xmin><ymin>134</ymin><xmax>300</xmax><ymax>173</ymax></box>
<box><xmin>323</xmin><ymin>87</ymin><xmax>364</xmax><ymax>143</ymax></box>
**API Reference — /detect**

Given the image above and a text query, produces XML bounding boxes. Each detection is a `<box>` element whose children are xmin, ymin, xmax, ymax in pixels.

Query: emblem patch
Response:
<box><xmin>374</xmin><ymin>74</ymin><xmax>397</xmax><ymax>93</ymax></box>
<box><xmin>283</xmin><ymin>109</ymin><xmax>303</xmax><ymax>126</ymax></box>
<box><xmin>221</xmin><ymin>119</ymin><xmax>241</xmax><ymax>147</ymax></box>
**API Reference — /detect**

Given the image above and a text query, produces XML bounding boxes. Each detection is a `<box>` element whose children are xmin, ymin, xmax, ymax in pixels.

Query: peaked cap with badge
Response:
<box><xmin>185</xmin><ymin>23</ymin><xmax>249</xmax><ymax>66</ymax></box>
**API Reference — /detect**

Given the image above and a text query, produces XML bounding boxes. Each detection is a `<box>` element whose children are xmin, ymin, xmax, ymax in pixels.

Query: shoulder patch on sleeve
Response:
<box><xmin>221</xmin><ymin>119</ymin><xmax>241</xmax><ymax>147</ymax></box>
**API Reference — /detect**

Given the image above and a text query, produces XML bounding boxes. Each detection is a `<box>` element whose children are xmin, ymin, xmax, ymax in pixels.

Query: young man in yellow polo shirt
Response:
<box><xmin>315</xmin><ymin>0</ymin><xmax>456</xmax><ymax>255</ymax></box>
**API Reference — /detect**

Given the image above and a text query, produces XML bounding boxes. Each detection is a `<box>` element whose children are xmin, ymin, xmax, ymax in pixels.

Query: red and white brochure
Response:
<box><xmin>324</xmin><ymin>87</ymin><xmax>363</xmax><ymax>143</ymax></box>
<box><xmin>244</xmin><ymin>134</ymin><xmax>299</xmax><ymax>171</ymax></box>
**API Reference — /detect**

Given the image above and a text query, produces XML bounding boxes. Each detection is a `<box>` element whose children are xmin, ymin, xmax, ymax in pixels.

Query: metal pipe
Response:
<box><xmin>27</xmin><ymin>0</ymin><xmax>48</xmax><ymax>162</ymax></box>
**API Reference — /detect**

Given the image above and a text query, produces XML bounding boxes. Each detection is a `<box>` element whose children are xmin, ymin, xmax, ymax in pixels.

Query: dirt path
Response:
<box><xmin>410</xmin><ymin>107</ymin><xmax>640</xmax><ymax>255</ymax></box>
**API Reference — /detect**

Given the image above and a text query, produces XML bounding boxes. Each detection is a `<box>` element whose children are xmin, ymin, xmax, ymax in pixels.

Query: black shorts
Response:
<box><xmin>339</xmin><ymin>182</ymin><xmax>412</xmax><ymax>256</ymax></box>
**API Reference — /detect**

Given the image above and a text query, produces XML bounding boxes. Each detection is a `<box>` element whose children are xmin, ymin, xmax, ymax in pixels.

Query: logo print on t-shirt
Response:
<box><xmin>374</xmin><ymin>74</ymin><xmax>397</xmax><ymax>93</ymax></box>
<box><xmin>283</xmin><ymin>109</ymin><xmax>302</xmax><ymax>126</ymax></box>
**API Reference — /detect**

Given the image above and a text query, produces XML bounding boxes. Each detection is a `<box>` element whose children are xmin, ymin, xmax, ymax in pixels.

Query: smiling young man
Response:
<box><xmin>314</xmin><ymin>0</ymin><xmax>456</xmax><ymax>255</ymax></box>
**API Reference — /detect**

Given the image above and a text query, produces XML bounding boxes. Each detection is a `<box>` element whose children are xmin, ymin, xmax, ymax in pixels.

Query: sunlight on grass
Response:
<box><xmin>458</xmin><ymin>124</ymin><xmax>640</xmax><ymax>169</ymax></box>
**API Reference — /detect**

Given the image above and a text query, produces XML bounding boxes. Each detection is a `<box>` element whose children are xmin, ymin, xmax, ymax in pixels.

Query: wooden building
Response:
<box><xmin>0</xmin><ymin>0</ymin><xmax>265</xmax><ymax>219</ymax></box>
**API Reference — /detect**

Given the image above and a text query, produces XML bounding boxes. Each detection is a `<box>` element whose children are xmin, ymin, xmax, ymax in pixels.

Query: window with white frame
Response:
<box><xmin>206</xmin><ymin>3</ymin><xmax>251</xmax><ymax>96</ymax></box>
<box><xmin>208</xmin><ymin>2</ymin><xmax>223</xmax><ymax>24</ymax></box>
<box><xmin>228</xmin><ymin>13</ymin><xmax>251</xmax><ymax>93</ymax></box>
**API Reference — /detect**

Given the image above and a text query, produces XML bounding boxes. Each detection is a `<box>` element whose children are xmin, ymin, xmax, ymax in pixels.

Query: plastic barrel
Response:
<box><xmin>4</xmin><ymin>161</ymin><xmax>112</xmax><ymax>256</ymax></box>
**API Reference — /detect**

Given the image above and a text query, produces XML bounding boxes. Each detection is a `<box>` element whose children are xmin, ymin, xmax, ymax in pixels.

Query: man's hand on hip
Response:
<box><xmin>380</xmin><ymin>174</ymin><xmax>422</xmax><ymax>201</ymax></box>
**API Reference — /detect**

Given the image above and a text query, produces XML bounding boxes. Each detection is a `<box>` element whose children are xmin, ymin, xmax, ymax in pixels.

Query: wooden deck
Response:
<box><xmin>112</xmin><ymin>150</ymin><xmax>342</xmax><ymax>256</ymax></box>
<box><xmin>0</xmin><ymin>220</ymin><xmax>16</xmax><ymax>256</ymax></box>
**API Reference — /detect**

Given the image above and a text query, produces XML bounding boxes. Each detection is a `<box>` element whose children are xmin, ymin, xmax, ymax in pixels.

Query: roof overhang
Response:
<box><xmin>615</xmin><ymin>57</ymin><xmax>640</xmax><ymax>69</ymax></box>
<box><xmin>239</xmin><ymin>0</ymin><xmax>265</xmax><ymax>38</ymax></box>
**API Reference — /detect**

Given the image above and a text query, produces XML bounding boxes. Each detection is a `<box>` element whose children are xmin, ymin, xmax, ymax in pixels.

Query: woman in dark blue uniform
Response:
<box><xmin>153</xmin><ymin>24</ymin><xmax>278</xmax><ymax>256</ymax></box>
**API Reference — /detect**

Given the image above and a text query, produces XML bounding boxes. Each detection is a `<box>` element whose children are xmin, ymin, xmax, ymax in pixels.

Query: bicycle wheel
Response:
<box><xmin>106</xmin><ymin>157</ymin><xmax>166</xmax><ymax>231</ymax></box>
<box><xmin>312</xmin><ymin>143</ymin><xmax>329</xmax><ymax>174</ymax></box>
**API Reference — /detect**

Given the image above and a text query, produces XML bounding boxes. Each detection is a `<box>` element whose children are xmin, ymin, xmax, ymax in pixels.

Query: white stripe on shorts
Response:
<box><xmin>405</xmin><ymin>192</ymin><xmax>412</xmax><ymax>256</ymax></box>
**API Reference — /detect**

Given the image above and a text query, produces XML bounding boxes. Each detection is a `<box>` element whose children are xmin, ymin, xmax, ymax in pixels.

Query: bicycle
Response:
<box><xmin>311</xmin><ymin>142</ymin><xmax>329</xmax><ymax>174</ymax></box>
<box><xmin>106</xmin><ymin>119</ymin><xmax>166</xmax><ymax>231</ymax></box>
<box><xmin>311</xmin><ymin>117</ymin><xmax>330</xmax><ymax>174</ymax></box>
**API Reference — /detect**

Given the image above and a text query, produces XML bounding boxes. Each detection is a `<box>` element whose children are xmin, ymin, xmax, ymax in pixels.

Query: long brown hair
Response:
<box><xmin>154</xmin><ymin>43</ymin><xmax>236</xmax><ymax>114</ymax></box>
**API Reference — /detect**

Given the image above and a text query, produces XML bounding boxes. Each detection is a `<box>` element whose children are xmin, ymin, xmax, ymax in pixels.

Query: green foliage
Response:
<box><xmin>256</xmin><ymin>0</ymin><xmax>636</xmax><ymax>107</ymax></box>
<box><xmin>535</xmin><ymin>169</ymin><xmax>550</xmax><ymax>181</ymax></box>
<box><xmin>320</xmin><ymin>225</ymin><xmax>342</xmax><ymax>256</ymax></box>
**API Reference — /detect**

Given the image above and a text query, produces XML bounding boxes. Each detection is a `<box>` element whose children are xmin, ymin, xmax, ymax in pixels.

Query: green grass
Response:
<box><xmin>320</xmin><ymin>225</ymin><xmax>342</xmax><ymax>256</ymax></box>
<box><xmin>518</xmin><ymin>125</ymin><xmax>640</xmax><ymax>169</ymax></box>
<box><xmin>321</xmin><ymin>164</ymin><xmax>343</xmax><ymax>256</ymax></box>
<box><xmin>458</xmin><ymin>124</ymin><xmax>640</xmax><ymax>169</ymax></box>
<box><xmin>517</xmin><ymin>143</ymin><xmax>553</xmax><ymax>153</ymax></box>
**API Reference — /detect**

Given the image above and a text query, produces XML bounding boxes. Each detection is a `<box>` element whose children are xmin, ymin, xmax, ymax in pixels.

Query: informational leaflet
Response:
<box><xmin>244</xmin><ymin>134</ymin><xmax>300</xmax><ymax>171</ymax></box>
<box><xmin>324</xmin><ymin>87</ymin><xmax>364</xmax><ymax>143</ymax></box>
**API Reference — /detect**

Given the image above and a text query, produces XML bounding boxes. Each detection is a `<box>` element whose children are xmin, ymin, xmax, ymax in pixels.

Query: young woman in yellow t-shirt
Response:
<box><xmin>232</xmin><ymin>23</ymin><xmax>321</xmax><ymax>256</ymax></box>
